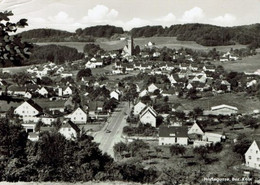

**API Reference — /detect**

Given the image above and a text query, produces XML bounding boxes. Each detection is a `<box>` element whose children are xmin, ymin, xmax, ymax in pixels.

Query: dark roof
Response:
<box><xmin>88</xmin><ymin>101</ymin><xmax>104</xmax><ymax>111</ymax></box>
<box><xmin>26</xmin><ymin>99</ymin><xmax>43</xmax><ymax>113</ymax></box>
<box><xmin>140</xmin><ymin>106</ymin><xmax>158</xmax><ymax>118</ymax></box>
<box><xmin>8</xmin><ymin>85</ymin><xmax>26</xmax><ymax>92</ymax></box>
<box><xmin>61</xmin><ymin>120</ymin><xmax>80</xmax><ymax>133</ymax></box>
<box><xmin>159</xmin><ymin>126</ymin><xmax>188</xmax><ymax>138</ymax></box>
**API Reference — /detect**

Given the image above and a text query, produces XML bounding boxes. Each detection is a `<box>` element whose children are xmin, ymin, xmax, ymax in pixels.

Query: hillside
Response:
<box><xmin>130</xmin><ymin>23</ymin><xmax>260</xmax><ymax>47</ymax></box>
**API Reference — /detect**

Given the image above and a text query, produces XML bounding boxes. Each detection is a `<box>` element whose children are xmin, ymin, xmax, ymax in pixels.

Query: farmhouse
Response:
<box><xmin>159</xmin><ymin>126</ymin><xmax>188</xmax><ymax>146</ymax></box>
<box><xmin>14</xmin><ymin>99</ymin><xmax>43</xmax><ymax>122</ymax></box>
<box><xmin>65</xmin><ymin>107</ymin><xmax>87</xmax><ymax>124</ymax></box>
<box><xmin>139</xmin><ymin>106</ymin><xmax>158</xmax><ymax>127</ymax></box>
<box><xmin>59</xmin><ymin>120</ymin><xmax>80</xmax><ymax>140</ymax></box>
<box><xmin>210</xmin><ymin>104</ymin><xmax>238</xmax><ymax>115</ymax></box>
<box><xmin>245</xmin><ymin>140</ymin><xmax>260</xmax><ymax>170</ymax></box>
<box><xmin>133</xmin><ymin>101</ymin><xmax>146</xmax><ymax>116</ymax></box>
<box><xmin>202</xmin><ymin>132</ymin><xmax>225</xmax><ymax>144</ymax></box>
<box><xmin>110</xmin><ymin>90</ymin><xmax>121</xmax><ymax>100</ymax></box>
<box><xmin>188</xmin><ymin>122</ymin><xmax>204</xmax><ymax>135</ymax></box>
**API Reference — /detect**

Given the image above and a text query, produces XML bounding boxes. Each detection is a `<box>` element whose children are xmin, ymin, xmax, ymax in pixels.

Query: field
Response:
<box><xmin>36</xmin><ymin>37</ymin><xmax>247</xmax><ymax>53</ymax></box>
<box><xmin>169</xmin><ymin>92</ymin><xmax>260</xmax><ymax>114</ymax></box>
<box><xmin>214</xmin><ymin>54</ymin><xmax>260</xmax><ymax>73</ymax></box>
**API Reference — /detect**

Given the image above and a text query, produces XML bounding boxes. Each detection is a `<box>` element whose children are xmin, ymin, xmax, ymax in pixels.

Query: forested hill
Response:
<box><xmin>76</xmin><ymin>25</ymin><xmax>124</xmax><ymax>37</ymax></box>
<box><xmin>130</xmin><ymin>23</ymin><xmax>260</xmax><ymax>47</ymax></box>
<box><xmin>19</xmin><ymin>28</ymin><xmax>73</xmax><ymax>39</ymax></box>
<box><xmin>19</xmin><ymin>25</ymin><xmax>125</xmax><ymax>40</ymax></box>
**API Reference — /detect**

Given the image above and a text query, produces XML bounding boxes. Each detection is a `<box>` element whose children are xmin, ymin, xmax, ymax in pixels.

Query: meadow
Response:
<box><xmin>169</xmin><ymin>92</ymin><xmax>260</xmax><ymax>114</ymax></box>
<box><xmin>36</xmin><ymin>37</ymin><xmax>247</xmax><ymax>53</ymax></box>
<box><xmin>214</xmin><ymin>54</ymin><xmax>260</xmax><ymax>73</ymax></box>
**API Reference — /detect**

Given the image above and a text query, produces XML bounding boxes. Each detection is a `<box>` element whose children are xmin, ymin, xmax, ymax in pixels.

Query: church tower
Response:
<box><xmin>127</xmin><ymin>36</ymin><xmax>134</xmax><ymax>56</ymax></box>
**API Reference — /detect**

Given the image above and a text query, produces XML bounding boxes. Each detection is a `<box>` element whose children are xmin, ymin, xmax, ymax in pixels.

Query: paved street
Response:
<box><xmin>93</xmin><ymin>101</ymin><xmax>131</xmax><ymax>158</ymax></box>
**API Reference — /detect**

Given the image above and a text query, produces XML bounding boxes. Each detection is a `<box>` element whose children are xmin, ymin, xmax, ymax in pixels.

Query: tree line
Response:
<box><xmin>130</xmin><ymin>23</ymin><xmax>260</xmax><ymax>48</ymax></box>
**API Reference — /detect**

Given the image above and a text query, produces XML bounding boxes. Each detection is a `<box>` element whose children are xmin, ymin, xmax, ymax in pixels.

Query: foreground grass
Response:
<box><xmin>0</xmin><ymin>182</ymin><xmax>154</xmax><ymax>185</ymax></box>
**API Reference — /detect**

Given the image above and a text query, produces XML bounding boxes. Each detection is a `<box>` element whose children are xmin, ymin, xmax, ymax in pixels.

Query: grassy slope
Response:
<box><xmin>169</xmin><ymin>92</ymin><xmax>260</xmax><ymax>114</ymax></box>
<box><xmin>214</xmin><ymin>54</ymin><xmax>260</xmax><ymax>73</ymax></box>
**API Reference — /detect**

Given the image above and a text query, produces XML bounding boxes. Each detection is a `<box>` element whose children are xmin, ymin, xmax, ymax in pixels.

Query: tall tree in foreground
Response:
<box><xmin>0</xmin><ymin>11</ymin><xmax>33</xmax><ymax>66</ymax></box>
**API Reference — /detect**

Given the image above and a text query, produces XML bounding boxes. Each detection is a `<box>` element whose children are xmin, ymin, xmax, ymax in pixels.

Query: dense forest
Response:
<box><xmin>26</xmin><ymin>44</ymin><xmax>84</xmax><ymax>65</ymax></box>
<box><xmin>130</xmin><ymin>23</ymin><xmax>260</xmax><ymax>47</ymax></box>
<box><xmin>19</xmin><ymin>25</ymin><xmax>124</xmax><ymax>41</ymax></box>
<box><xmin>76</xmin><ymin>25</ymin><xmax>124</xmax><ymax>37</ymax></box>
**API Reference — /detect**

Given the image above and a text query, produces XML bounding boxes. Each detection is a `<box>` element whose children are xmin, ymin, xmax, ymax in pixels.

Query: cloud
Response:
<box><xmin>180</xmin><ymin>7</ymin><xmax>205</xmax><ymax>23</ymax></box>
<box><xmin>48</xmin><ymin>11</ymin><xmax>74</xmax><ymax>24</ymax></box>
<box><xmin>212</xmin><ymin>13</ymin><xmax>236</xmax><ymax>26</ymax></box>
<box><xmin>156</xmin><ymin>13</ymin><xmax>176</xmax><ymax>23</ymax></box>
<box><xmin>82</xmin><ymin>5</ymin><xmax>118</xmax><ymax>23</ymax></box>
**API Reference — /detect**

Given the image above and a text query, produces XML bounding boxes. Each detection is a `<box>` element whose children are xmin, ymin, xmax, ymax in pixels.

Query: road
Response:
<box><xmin>93</xmin><ymin>101</ymin><xmax>131</xmax><ymax>158</ymax></box>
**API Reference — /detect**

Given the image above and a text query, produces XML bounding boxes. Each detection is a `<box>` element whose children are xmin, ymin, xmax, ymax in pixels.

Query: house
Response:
<box><xmin>203</xmin><ymin>65</ymin><xmax>216</xmax><ymax>72</ymax></box>
<box><xmin>221</xmin><ymin>80</ymin><xmax>231</xmax><ymax>91</ymax></box>
<box><xmin>210</xmin><ymin>104</ymin><xmax>238</xmax><ymax>115</ymax></box>
<box><xmin>202</xmin><ymin>132</ymin><xmax>225</xmax><ymax>144</ymax></box>
<box><xmin>161</xmin><ymin>88</ymin><xmax>175</xmax><ymax>97</ymax></box>
<box><xmin>245</xmin><ymin>140</ymin><xmax>260</xmax><ymax>170</ymax></box>
<box><xmin>8</xmin><ymin>86</ymin><xmax>26</xmax><ymax>96</ymax></box>
<box><xmin>65</xmin><ymin>107</ymin><xmax>87</xmax><ymax>124</ymax></box>
<box><xmin>133</xmin><ymin>101</ymin><xmax>146</xmax><ymax>116</ymax></box>
<box><xmin>24</xmin><ymin>92</ymin><xmax>32</xmax><ymax>99</ymax></box>
<box><xmin>147</xmin><ymin>83</ymin><xmax>159</xmax><ymax>93</ymax></box>
<box><xmin>110</xmin><ymin>90</ymin><xmax>121</xmax><ymax>100</ymax></box>
<box><xmin>88</xmin><ymin>101</ymin><xmax>105</xmax><ymax>119</ymax></box>
<box><xmin>59</xmin><ymin>120</ymin><xmax>80</xmax><ymax>140</ymax></box>
<box><xmin>37</xmin><ymin>87</ymin><xmax>49</xmax><ymax>97</ymax></box>
<box><xmin>188</xmin><ymin>122</ymin><xmax>205</xmax><ymax>135</ymax></box>
<box><xmin>139</xmin><ymin>89</ymin><xmax>148</xmax><ymax>97</ymax></box>
<box><xmin>139</xmin><ymin>106</ymin><xmax>158</xmax><ymax>127</ymax></box>
<box><xmin>63</xmin><ymin>86</ymin><xmax>73</xmax><ymax>96</ymax></box>
<box><xmin>179</xmin><ymin>63</ymin><xmax>189</xmax><ymax>70</ymax></box>
<box><xmin>159</xmin><ymin>126</ymin><xmax>188</xmax><ymax>145</ymax></box>
<box><xmin>168</xmin><ymin>74</ymin><xmax>178</xmax><ymax>85</ymax></box>
<box><xmin>14</xmin><ymin>99</ymin><xmax>43</xmax><ymax>123</ymax></box>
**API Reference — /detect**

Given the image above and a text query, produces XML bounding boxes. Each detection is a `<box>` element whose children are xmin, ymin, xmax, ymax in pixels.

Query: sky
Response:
<box><xmin>0</xmin><ymin>0</ymin><xmax>260</xmax><ymax>32</ymax></box>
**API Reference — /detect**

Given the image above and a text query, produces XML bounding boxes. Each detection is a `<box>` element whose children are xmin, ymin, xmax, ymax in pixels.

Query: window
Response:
<box><xmin>257</xmin><ymin>158</ymin><xmax>260</xmax><ymax>162</ymax></box>
<box><xmin>249</xmin><ymin>156</ymin><xmax>252</xmax><ymax>160</ymax></box>
<box><xmin>257</xmin><ymin>150</ymin><xmax>258</xmax><ymax>154</ymax></box>
<box><xmin>81</xmin><ymin>117</ymin><xmax>83</xmax><ymax>120</ymax></box>
<box><xmin>68</xmin><ymin>128</ymin><xmax>71</xmax><ymax>131</ymax></box>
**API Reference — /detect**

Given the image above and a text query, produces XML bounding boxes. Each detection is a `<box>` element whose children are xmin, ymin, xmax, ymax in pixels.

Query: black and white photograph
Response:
<box><xmin>0</xmin><ymin>0</ymin><xmax>260</xmax><ymax>184</ymax></box>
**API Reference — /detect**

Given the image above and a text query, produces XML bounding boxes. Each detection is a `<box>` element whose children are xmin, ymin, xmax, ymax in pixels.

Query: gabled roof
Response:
<box><xmin>140</xmin><ymin>106</ymin><xmax>158</xmax><ymax>118</ymax></box>
<box><xmin>8</xmin><ymin>85</ymin><xmax>26</xmax><ymax>92</ymax></box>
<box><xmin>26</xmin><ymin>99</ymin><xmax>43</xmax><ymax>113</ymax></box>
<box><xmin>159</xmin><ymin>126</ymin><xmax>188</xmax><ymax>138</ymax></box>
<box><xmin>61</xmin><ymin>120</ymin><xmax>80</xmax><ymax>133</ymax></box>
<box><xmin>211</xmin><ymin>104</ymin><xmax>238</xmax><ymax>111</ymax></box>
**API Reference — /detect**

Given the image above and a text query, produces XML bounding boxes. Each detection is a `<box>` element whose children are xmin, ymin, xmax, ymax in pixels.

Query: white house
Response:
<box><xmin>38</xmin><ymin>87</ymin><xmax>49</xmax><ymax>97</ymax></box>
<box><xmin>59</xmin><ymin>121</ymin><xmax>80</xmax><ymax>140</ymax></box>
<box><xmin>139</xmin><ymin>89</ymin><xmax>148</xmax><ymax>97</ymax></box>
<box><xmin>202</xmin><ymin>132</ymin><xmax>225</xmax><ymax>144</ymax></box>
<box><xmin>245</xmin><ymin>140</ymin><xmax>260</xmax><ymax>170</ymax></box>
<box><xmin>148</xmin><ymin>83</ymin><xmax>159</xmax><ymax>93</ymax></box>
<box><xmin>14</xmin><ymin>99</ymin><xmax>43</xmax><ymax>123</ymax></box>
<box><xmin>188</xmin><ymin>122</ymin><xmax>204</xmax><ymax>135</ymax></box>
<box><xmin>63</xmin><ymin>86</ymin><xmax>73</xmax><ymax>96</ymax></box>
<box><xmin>110</xmin><ymin>90</ymin><xmax>121</xmax><ymax>100</ymax></box>
<box><xmin>24</xmin><ymin>92</ymin><xmax>32</xmax><ymax>99</ymax></box>
<box><xmin>133</xmin><ymin>101</ymin><xmax>146</xmax><ymax>116</ymax></box>
<box><xmin>159</xmin><ymin>126</ymin><xmax>188</xmax><ymax>146</ymax></box>
<box><xmin>139</xmin><ymin>106</ymin><xmax>158</xmax><ymax>127</ymax></box>
<box><xmin>65</xmin><ymin>107</ymin><xmax>87</xmax><ymax>124</ymax></box>
<box><xmin>210</xmin><ymin>104</ymin><xmax>238</xmax><ymax>115</ymax></box>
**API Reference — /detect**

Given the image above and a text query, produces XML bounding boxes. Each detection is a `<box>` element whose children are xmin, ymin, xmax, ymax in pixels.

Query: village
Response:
<box><xmin>0</xmin><ymin>35</ymin><xmax>260</xmax><ymax>180</ymax></box>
